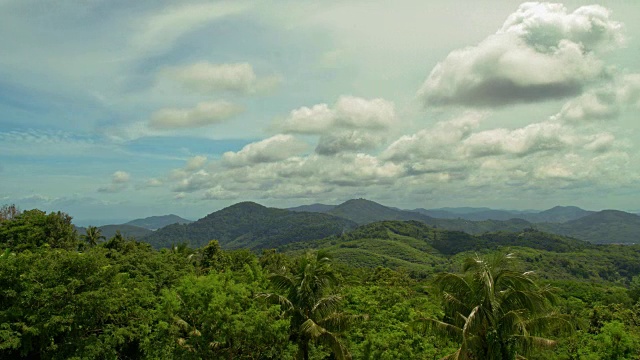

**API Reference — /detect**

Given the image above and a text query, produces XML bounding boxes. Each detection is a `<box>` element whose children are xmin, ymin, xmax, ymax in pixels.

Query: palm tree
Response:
<box><xmin>424</xmin><ymin>252</ymin><xmax>571</xmax><ymax>360</ymax></box>
<box><xmin>260</xmin><ymin>251</ymin><xmax>364</xmax><ymax>360</ymax></box>
<box><xmin>81</xmin><ymin>226</ymin><xmax>105</xmax><ymax>247</ymax></box>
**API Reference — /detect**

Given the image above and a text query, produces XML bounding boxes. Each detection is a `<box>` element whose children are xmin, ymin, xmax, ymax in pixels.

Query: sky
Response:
<box><xmin>2</xmin><ymin>0</ymin><xmax>640</xmax><ymax>225</ymax></box>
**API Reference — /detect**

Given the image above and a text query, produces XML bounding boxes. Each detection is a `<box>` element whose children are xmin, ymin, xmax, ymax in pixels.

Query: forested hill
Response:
<box><xmin>327</xmin><ymin>198</ymin><xmax>432</xmax><ymax>224</ymax></box>
<box><xmin>76</xmin><ymin>224</ymin><xmax>152</xmax><ymax>239</ymax></box>
<box><xmin>125</xmin><ymin>214</ymin><xmax>192</xmax><ymax>230</ymax></box>
<box><xmin>320</xmin><ymin>199</ymin><xmax>534</xmax><ymax>235</ymax></box>
<box><xmin>411</xmin><ymin>205</ymin><xmax>593</xmax><ymax>223</ymax></box>
<box><xmin>284</xmin><ymin>199</ymin><xmax>640</xmax><ymax>244</ymax></box>
<box><xmin>279</xmin><ymin>220</ymin><xmax>640</xmax><ymax>282</ymax></box>
<box><xmin>539</xmin><ymin>210</ymin><xmax>640</xmax><ymax>244</ymax></box>
<box><xmin>142</xmin><ymin>202</ymin><xmax>357</xmax><ymax>250</ymax></box>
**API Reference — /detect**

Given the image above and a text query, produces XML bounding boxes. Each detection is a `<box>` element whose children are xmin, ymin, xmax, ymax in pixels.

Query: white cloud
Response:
<box><xmin>584</xmin><ymin>133</ymin><xmax>615</xmax><ymax>153</ymax></box>
<box><xmin>112</xmin><ymin>170</ymin><xmax>130</xmax><ymax>183</ymax></box>
<box><xmin>279</xmin><ymin>96</ymin><xmax>397</xmax><ymax>134</ymax></box>
<box><xmin>162</xmin><ymin>62</ymin><xmax>281</xmax><ymax>94</ymax></box>
<box><xmin>382</xmin><ymin>112</ymin><xmax>483</xmax><ymax>162</ymax></box>
<box><xmin>417</xmin><ymin>3</ymin><xmax>624</xmax><ymax>107</ymax></box>
<box><xmin>98</xmin><ymin>170</ymin><xmax>131</xmax><ymax>193</ymax></box>
<box><xmin>202</xmin><ymin>185</ymin><xmax>239</xmax><ymax>200</ymax></box>
<box><xmin>499</xmin><ymin>3</ymin><xmax>624</xmax><ymax>52</ymax></box>
<box><xmin>222</xmin><ymin>134</ymin><xmax>308</xmax><ymax>167</ymax></box>
<box><xmin>462</xmin><ymin>122</ymin><xmax>572</xmax><ymax>158</ymax></box>
<box><xmin>149</xmin><ymin>100</ymin><xmax>243</xmax><ymax>130</ymax></box>
<box><xmin>130</xmin><ymin>2</ymin><xmax>251</xmax><ymax>58</ymax></box>
<box><xmin>145</xmin><ymin>178</ymin><xmax>163</xmax><ymax>187</ymax></box>
<box><xmin>315</xmin><ymin>130</ymin><xmax>385</xmax><ymax>155</ymax></box>
<box><xmin>184</xmin><ymin>155</ymin><xmax>207</xmax><ymax>171</ymax></box>
<box><xmin>552</xmin><ymin>74</ymin><xmax>640</xmax><ymax>123</ymax></box>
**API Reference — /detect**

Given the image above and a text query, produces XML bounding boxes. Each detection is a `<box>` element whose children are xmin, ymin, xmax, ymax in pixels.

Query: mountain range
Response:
<box><xmin>76</xmin><ymin>214</ymin><xmax>193</xmax><ymax>239</ymax></box>
<box><xmin>75</xmin><ymin>198</ymin><xmax>640</xmax><ymax>248</ymax></box>
<box><xmin>141</xmin><ymin>202</ymin><xmax>357</xmax><ymax>250</ymax></box>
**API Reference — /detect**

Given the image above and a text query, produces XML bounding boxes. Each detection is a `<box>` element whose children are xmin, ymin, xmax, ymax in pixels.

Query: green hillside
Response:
<box><xmin>125</xmin><ymin>214</ymin><xmax>192</xmax><ymax>230</ymax></box>
<box><xmin>279</xmin><ymin>220</ymin><xmax>630</xmax><ymax>281</ymax></box>
<box><xmin>142</xmin><ymin>202</ymin><xmax>357</xmax><ymax>250</ymax></box>
<box><xmin>540</xmin><ymin>210</ymin><xmax>640</xmax><ymax>244</ymax></box>
<box><xmin>77</xmin><ymin>224</ymin><xmax>153</xmax><ymax>239</ymax></box>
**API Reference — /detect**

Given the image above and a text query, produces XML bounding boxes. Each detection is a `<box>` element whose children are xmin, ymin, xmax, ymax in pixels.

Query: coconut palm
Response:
<box><xmin>81</xmin><ymin>225</ymin><xmax>105</xmax><ymax>247</ymax></box>
<box><xmin>424</xmin><ymin>252</ymin><xmax>571</xmax><ymax>360</ymax></box>
<box><xmin>260</xmin><ymin>251</ymin><xmax>364</xmax><ymax>360</ymax></box>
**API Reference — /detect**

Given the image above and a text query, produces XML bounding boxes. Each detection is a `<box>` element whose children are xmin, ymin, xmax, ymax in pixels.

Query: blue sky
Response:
<box><xmin>2</xmin><ymin>0</ymin><xmax>640</xmax><ymax>225</ymax></box>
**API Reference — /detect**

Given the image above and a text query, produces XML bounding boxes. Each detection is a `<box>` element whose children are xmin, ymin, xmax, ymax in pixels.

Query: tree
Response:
<box><xmin>0</xmin><ymin>209</ymin><xmax>77</xmax><ymax>251</ymax></box>
<box><xmin>260</xmin><ymin>251</ymin><xmax>364</xmax><ymax>360</ymax></box>
<box><xmin>0</xmin><ymin>204</ymin><xmax>20</xmax><ymax>223</ymax></box>
<box><xmin>424</xmin><ymin>252</ymin><xmax>571</xmax><ymax>360</ymax></box>
<box><xmin>81</xmin><ymin>225</ymin><xmax>105</xmax><ymax>247</ymax></box>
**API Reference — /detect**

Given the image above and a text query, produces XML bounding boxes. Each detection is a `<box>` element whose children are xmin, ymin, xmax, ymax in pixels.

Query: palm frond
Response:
<box><xmin>256</xmin><ymin>292</ymin><xmax>294</xmax><ymax>312</ymax></box>
<box><xmin>318</xmin><ymin>329</ymin><xmax>351</xmax><ymax>360</ymax></box>
<box><xmin>312</xmin><ymin>294</ymin><xmax>343</xmax><ymax>318</ymax></box>
<box><xmin>419</xmin><ymin>317</ymin><xmax>463</xmax><ymax>341</ymax></box>
<box><xmin>319</xmin><ymin>312</ymin><xmax>368</xmax><ymax>332</ymax></box>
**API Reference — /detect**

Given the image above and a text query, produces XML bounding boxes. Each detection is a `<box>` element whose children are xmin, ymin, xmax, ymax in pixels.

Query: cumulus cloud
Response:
<box><xmin>279</xmin><ymin>96</ymin><xmax>397</xmax><ymax>134</ymax></box>
<box><xmin>202</xmin><ymin>185</ymin><xmax>239</xmax><ymax>200</ymax></box>
<box><xmin>417</xmin><ymin>2</ymin><xmax>623</xmax><ymax>107</ymax></box>
<box><xmin>149</xmin><ymin>100</ymin><xmax>243</xmax><ymax>130</ymax></box>
<box><xmin>462</xmin><ymin>122</ymin><xmax>573</xmax><ymax>158</ymax></box>
<box><xmin>184</xmin><ymin>155</ymin><xmax>207</xmax><ymax>171</ymax></box>
<box><xmin>162</xmin><ymin>62</ymin><xmax>281</xmax><ymax>94</ymax></box>
<box><xmin>98</xmin><ymin>171</ymin><xmax>131</xmax><ymax>193</ymax></box>
<box><xmin>137</xmin><ymin>178</ymin><xmax>163</xmax><ymax>189</ymax></box>
<box><xmin>382</xmin><ymin>112</ymin><xmax>483</xmax><ymax>162</ymax></box>
<box><xmin>315</xmin><ymin>131</ymin><xmax>385</xmax><ymax>155</ymax></box>
<box><xmin>552</xmin><ymin>74</ymin><xmax>640</xmax><ymax>123</ymax></box>
<box><xmin>222</xmin><ymin>134</ymin><xmax>308</xmax><ymax>167</ymax></box>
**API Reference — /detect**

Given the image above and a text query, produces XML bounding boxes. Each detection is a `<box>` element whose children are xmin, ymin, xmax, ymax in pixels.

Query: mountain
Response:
<box><xmin>76</xmin><ymin>224</ymin><xmax>153</xmax><ymax>240</ymax></box>
<box><xmin>125</xmin><ymin>214</ymin><xmax>193</xmax><ymax>230</ymax></box>
<box><xmin>142</xmin><ymin>202</ymin><xmax>357</xmax><ymax>250</ymax></box>
<box><xmin>328</xmin><ymin>199</ymin><xmax>431</xmax><ymax>224</ymax></box>
<box><xmin>412</xmin><ymin>208</ymin><xmax>526</xmax><ymax>221</ymax></box>
<box><xmin>288</xmin><ymin>203</ymin><xmax>336</xmax><ymax>213</ymax></box>
<box><xmin>411</xmin><ymin>205</ymin><xmax>592</xmax><ymax>223</ymax></box>
<box><xmin>540</xmin><ymin>210</ymin><xmax>640</xmax><ymax>244</ymax></box>
<box><xmin>521</xmin><ymin>206</ymin><xmax>594</xmax><ymax>223</ymax></box>
<box><xmin>324</xmin><ymin>199</ymin><xmax>533</xmax><ymax>234</ymax></box>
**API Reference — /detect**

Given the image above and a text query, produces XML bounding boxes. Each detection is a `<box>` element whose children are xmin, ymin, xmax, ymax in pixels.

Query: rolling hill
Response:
<box><xmin>125</xmin><ymin>214</ymin><xmax>192</xmax><ymax>230</ymax></box>
<box><xmin>321</xmin><ymin>199</ymin><xmax>533</xmax><ymax>234</ymax></box>
<box><xmin>288</xmin><ymin>203</ymin><xmax>336</xmax><ymax>213</ymax></box>
<box><xmin>540</xmin><ymin>210</ymin><xmax>640</xmax><ymax>244</ymax></box>
<box><xmin>142</xmin><ymin>202</ymin><xmax>357</xmax><ymax>250</ymax></box>
<box><xmin>280</xmin><ymin>220</ymin><xmax>595</xmax><ymax>277</ymax></box>
<box><xmin>76</xmin><ymin>224</ymin><xmax>153</xmax><ymax>240</ymax></box>
<box><xmin>327</xmin><ymin>198</ymin><xmax>431</xmax><ymax>224</ymax></box>
<box><xmin>411</xmin><ymin>205</ymin><xmax>593</xmax><ymax>223</ymax></box>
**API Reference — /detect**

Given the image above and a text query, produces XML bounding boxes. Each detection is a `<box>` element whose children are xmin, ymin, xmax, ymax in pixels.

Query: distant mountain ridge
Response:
<box><xmin>539</xmin><ymin>210</ymin><xmax>640</xmax><ymax>244</ymax></box>
<box><xmin>411</xmin><ymin>205</ymin><xmax>593</xmax><ymax>223</ymax></box>
<box><xmin>76</xmin><ymin>224</ymin><xmax>152</xmax><ymax>240</ymax></box>
<box><xmin>142</xmin><ymin>202</ymin><xmax>357</xmax><ymax>250</ymax></box>
<box><xmin>95</xmin><ymin>199</ymin><xmax>639</xmax><ymax>248</ymax></box>
<box><xmin>125</xmin><ymin>214</ymin><xmax>192</xmax><ymax>230</ymax></box>
<box><xmin>288</xmin><ymin>204</ymin><xmax>336</xmax><ymax>213</ymax></box>
<box><xmin>289</xmin><ymin>201</ymin><xmax>594</xmax><ymax>223</ymax></box>
<box><xmin>281</xmin><ymin>199</ymin><xmax>638</xmax><ymax>244</ymax></box>
<box><xmin>327</xmin><ymin>198</ymin><xmax>430</xmax><ymax>224</ymax></box>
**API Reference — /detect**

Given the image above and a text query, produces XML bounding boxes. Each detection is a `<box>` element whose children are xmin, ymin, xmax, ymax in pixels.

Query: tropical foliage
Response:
<box><xmin>0</xmin><ymin>206</ymin><xmax>638</xmax><ymax>359</ymax></box>
<box><xmin>424</xmin><ymin>253</ymin><xmax>572</xmax><ymax>359</ymax></box>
